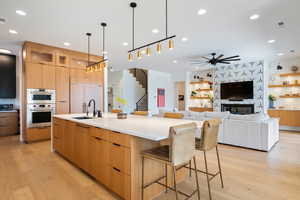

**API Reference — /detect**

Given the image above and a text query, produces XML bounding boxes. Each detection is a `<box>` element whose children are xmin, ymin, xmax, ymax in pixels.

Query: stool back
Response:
<box><xmin>132</xmin><ymin>111</ymin><xmax>148</xmax><ymax>116</ymax></box>
<box><xmin>170</xmin><ymin>123</ymin><xmax>197</xmax><ymax>166</ymax></box>
<box><xmin>199</xmin><ymin>118</ymin><xmax>221</xmax><ymax>151</ymax></box>
<box><xmin>111</xmin><ymin>109</ymin><xmax>122</xmax><ymax>113</ymax></box>
<box><xmin>164</xmin><ymin>112</ymin><xmax>184</xmax><ymax>119</ymax></box>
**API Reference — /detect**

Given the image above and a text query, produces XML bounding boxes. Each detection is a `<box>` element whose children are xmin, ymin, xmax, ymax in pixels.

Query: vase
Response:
<box><xmin>269</xmin><ymin>101</ymin><xmax>274</xmax><ymax>109</ymax></box>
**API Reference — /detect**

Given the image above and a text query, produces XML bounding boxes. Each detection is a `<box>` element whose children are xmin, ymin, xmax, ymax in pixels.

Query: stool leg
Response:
<box><xmin>204</xmin><ymin>151</ymin><xmax>212</xmax><ymax>200</ymax></box>
<box><xmin>216</xmin><ymin>146</ymin><xmax>224</xmax><ymax>188</ymax></box>
<box><xmin>165</xmin><ymin>163</ymin><xmax>168</xmax><ymax>193</ymax></box>
<box><xmin>189</xmin><ymin>160</ymin><xmax>192</xmax><ymax>177</ymax></box>
<box><xmin>193</xmin><ymin>156</ymin><xmax>201</xmax><ymax>200</ymax></box>
<box><xmin>172</xmin><ymin>166</ymin><xmax>179</xmax><ymax>200</ymax></box>
<box><xmin>142</xmin><ymin>156</ymin><xmax>145</xmax><ymax>200</ymax></box>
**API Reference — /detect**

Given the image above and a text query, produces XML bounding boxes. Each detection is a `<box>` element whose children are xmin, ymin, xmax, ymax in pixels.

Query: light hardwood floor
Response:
<box><xmin>0</xmin><ymin>132</ymin><xmax>299</xmax><ymax>200</ymax></box>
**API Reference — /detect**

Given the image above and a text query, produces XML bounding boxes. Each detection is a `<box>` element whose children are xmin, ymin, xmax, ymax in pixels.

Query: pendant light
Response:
<box><xmin>128</xmin><ymin>0</ymin><xmax>176</xmax><ymax>61</ymax></box>
<box><xmin>86</xmin><ymin>22</ymin><xmax>108</xmax><ymax>72</ymax></box>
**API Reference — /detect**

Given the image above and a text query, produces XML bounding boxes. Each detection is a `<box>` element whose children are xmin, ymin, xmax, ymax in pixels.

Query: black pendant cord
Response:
<box><xmin>166</xmin><ymin>0</ymin><xmax>168</xmax><ymax>38</ymax></box>
<box><xmin>86</xmin><ymin>33</ymin><xmax>91</xmax><ymax>65</ymax></box>
<box><xmin>131</xmin><ymin>2</ymin><xmax>137</xmax><ymax>50</ymax></box>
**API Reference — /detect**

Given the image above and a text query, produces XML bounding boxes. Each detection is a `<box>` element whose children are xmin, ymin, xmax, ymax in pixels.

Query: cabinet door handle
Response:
<box><xmin>112</xmin><ymin>143</ymin><xmax>121</xmax><ymax>147</ymax></box>
<box><xmin>113</xmin><ymin>167</ymin><xmax>121</xmax><ymax>172</ymax></box>
<box><xmin>76</xmin><ymin>124</ymin><xmax>90</xmax><ymax>129</ymax></box>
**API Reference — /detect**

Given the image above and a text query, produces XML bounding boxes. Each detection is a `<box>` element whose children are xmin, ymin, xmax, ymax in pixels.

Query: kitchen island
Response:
<box><xmin>52</xmin><ymin>113</ymin><xmax>201</xmax><ymax>200</ymax></box>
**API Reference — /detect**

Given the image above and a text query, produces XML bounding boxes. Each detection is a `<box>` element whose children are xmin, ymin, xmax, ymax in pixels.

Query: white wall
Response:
<box><xmin>148</xmin><ymin>70</ymin><xmax>174</xmax><ymax>114</ymax></box>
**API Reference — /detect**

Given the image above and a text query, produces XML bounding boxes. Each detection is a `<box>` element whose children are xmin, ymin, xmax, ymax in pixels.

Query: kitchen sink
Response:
<box><xmin>73</xmin><ymin>116</ymin><xmax>93</xmax><ymax>120</ymax></box>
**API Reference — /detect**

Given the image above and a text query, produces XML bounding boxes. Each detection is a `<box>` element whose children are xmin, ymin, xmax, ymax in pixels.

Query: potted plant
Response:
<box><xmin>191</xmin><ymin>91</ymin><xmax>197</xmax><ymax>97</ymax></box>
<box><xmin>269</xmin><ymin>94</ymin><xmax>277</xmax><ymax>109</ymax></box>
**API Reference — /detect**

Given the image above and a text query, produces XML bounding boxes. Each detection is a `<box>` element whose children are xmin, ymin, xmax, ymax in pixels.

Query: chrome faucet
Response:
<box><xmin>87</xmin><ymin>99</ymin><xmax>96</xmax><ymax>117</ymax></box>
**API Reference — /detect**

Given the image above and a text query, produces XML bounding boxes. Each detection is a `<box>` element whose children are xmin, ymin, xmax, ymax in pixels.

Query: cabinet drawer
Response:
<box><xmin>90</xmin><ymin>127</ymin><xmax>109</xmax><ymax>141</ymax></box>
<box><xmin>53</xmin><ymin>118</ymin><xmax>65</xmax><ymax>125</ymax></box>
<box><xmin>109</xmin><ymin>131</ymin><xmax>131</xmax><ymax>148</ymax></box>
<box><xmin>0</xmin><ymin>112</ymin><xmax>17</xmax><ymax>117</ymax></box>
<box><xmin>0</xmin><ymin>126</ymin><xmax>18</xmax><ymax>136</ymax></box>
<box><xmin>109</xmin><ymin>143</ymin><xmax>131</xmax><ymax>175</ymax></box>
<box><xmin>109</xmin><ymin>166</ymin><xmax>131</xmax><ymax>200</ymax></box>
<box><xmin>26</xmin><ymin>127</ymin><xmax>51</xmax><ymax>142</ymax></box>
<box><xmin>53</xmin><ymin>137</ymin><xmax>63</xmax><ymax>153</ymax></box>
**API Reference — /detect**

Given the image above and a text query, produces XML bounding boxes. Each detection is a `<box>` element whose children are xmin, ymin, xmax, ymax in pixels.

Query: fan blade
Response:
<box><xmin>220</xmin><ymin>55</ymin><xmax>240</xmax><ymax>60</ymax></box>
<box><xmin>219</xmin><ymin>61</ymin><xmax>230</xmax><ymax>64</ymax></box>
<box><xmin>201</xmin><ymin>56</ymin><xmax>210</xmax><ymax>60</ymax></box>
<box><xmin>216</xmin><ymin>54</ymin><xmax>224</xmax><ymax>60</ymax></box>
<box><xmin>223</xmin><ymin>59</ymin><xmax>241</xmax><ymax>61</ymax></box>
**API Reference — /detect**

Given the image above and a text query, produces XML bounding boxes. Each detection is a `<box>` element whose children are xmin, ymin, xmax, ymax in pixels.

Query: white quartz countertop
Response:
<box><xmin>54</xmin><ymin>113</ymin><xmax>202</xmax><ymax>141</ymax></box>
<box><xmin>0</xmin><ymin>110</ymin><xmax>17</xmax><ymax>113</ymax></box>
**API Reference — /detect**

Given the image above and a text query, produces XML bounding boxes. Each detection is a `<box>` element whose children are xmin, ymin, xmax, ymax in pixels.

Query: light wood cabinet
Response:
<box><xmin>73</xmin><ymin>123</ymin><xmax>90</xmax><ymax>172</ymax></box>
<box><xmin>0</xmin><ymin>112</ymin><xmax>18</xmax><ymax>136</ymax></box>
<box><xmin>25</xmin><ymin>63</ymin><xmax>55</xmax><ymax>89</ymax></box>
<box><xmin>55</xmin><ymin>66</ymin><xmax>70</xmax><ymax>114</ymax></box>
<box><xmin>109</xmin><ymin>166</ymin><xmax>131</xmax><ymax>199</ymax></box>
<box><xmin>56</xmin><ymin>53</ymin><xmax>69</xmax><ymax>67</ymax></box>
<box><xmin>63</xmin><ymin>121</ymin><xmax>75</xmax><ymax>162</ymax></box>
<box><xmin>109</xmin><ymin>143</ymin><xmax>131</xmax><ymax>175</ymax></box>
<box><xmin>26</xmin><ymin>46</ymin><xmax>55</xmax><ymax>65</ymax></box>
<box><xmin>42</xmin><ymin>65</ymin><xmax>56</xmax><ymax>89</ymax></box>
<box><xmin>53</xmin><ymin>119</ymin><xmax>64</xmax><ymax>153</ymax></box>
<box><xmin>26</xmin><ymin>127</ymin><xmax>51</xmax><ymax>142</ymax></box>
<box><xmin>89</xmin><ymin>134</ymin><xmax>110</xmax><ymax>186</ymax></box>
<box><xmin>268</xmin><ymin>109</ymin><xmax>300</xmax><ymax>127</ymax></box>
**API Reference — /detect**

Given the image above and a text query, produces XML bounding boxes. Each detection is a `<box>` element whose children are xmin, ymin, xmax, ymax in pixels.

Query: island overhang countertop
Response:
<box><xmin>53</xmin><ymin>113</ymin><xmax>202</xmax><ymax>141</ymax></box>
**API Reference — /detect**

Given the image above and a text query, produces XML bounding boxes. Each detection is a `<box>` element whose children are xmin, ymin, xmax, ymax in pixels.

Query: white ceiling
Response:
<box><xmin>1</xmin><ymin>0</ymin><xmax>300</xmax><ymax>75</ymax></box>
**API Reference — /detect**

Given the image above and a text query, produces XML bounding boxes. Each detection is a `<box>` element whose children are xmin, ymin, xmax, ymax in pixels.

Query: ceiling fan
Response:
<box><xmin>190</xmin><ymin>53</ymin><xmax>241</xmax><ymax>66</ymax></box>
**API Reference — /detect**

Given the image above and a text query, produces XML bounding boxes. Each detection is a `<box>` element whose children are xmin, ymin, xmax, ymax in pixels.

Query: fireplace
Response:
<box><xmin>221</xmin><ymin>104</ymin><xmax>254</xmax><ymax>115</ymax></box>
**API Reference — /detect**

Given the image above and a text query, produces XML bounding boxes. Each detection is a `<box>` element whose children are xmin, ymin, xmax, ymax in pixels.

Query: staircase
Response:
<box><xmin>128</xmin><ymin>68</ymin><xmax>148</xmax><ymax>111</ymax></box>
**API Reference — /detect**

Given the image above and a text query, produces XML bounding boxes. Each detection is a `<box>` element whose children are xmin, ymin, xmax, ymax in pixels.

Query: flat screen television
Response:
<box><xmin>0</xmin><ymin>53</ymin><xmax>16</xmax><ymax>98</ymax></box>
<box><xmin>221</xmin><ymin>81</ymin><xmax>253</xmax><ymax>100</ymax></box>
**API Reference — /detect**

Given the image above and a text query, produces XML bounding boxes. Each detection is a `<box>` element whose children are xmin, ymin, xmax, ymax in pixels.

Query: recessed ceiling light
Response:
<box><xmin>250</xmin><ymin>14</ymin><xmax>260</xmax><ymax>20</ymax></box>
<box><xmin>16</xmin><ymin>10</ymin><xmax>27</xmax><ymax>16</ymax></box>
<box><xmin>197</xmin><ymin>9</ymin><xmax>207</xmax><ymax>15</ymax></box>
<box><xmin>277</xmin><ymin>53</ymin><xmax>284</xmax><ymax>56</ymax></box>
<box><xmin>173</xmin><ymin>60</ymin><xmax>178</xmax><ymax>64</ymax></box>
<box><xmin>9</xmin><ymin>29</ymin><xmax>18</xmax><ymax>34</ymax></box>
<box><xmin>63</xmin><ymin>42</ymin><xmax>70</xmax><ymax>46</ymax></box>
<box><xmin>181</xmin><ymin>37</ymin><xmax>188</xmax><ymax>42</ymax></box>
<box><xmin>0</xmin><ymin>49</ymin><xmax>12</xmax><ymax>54</ymax></box>
<box><xmin>123</xmin><ymin>42</ymin><xmax>128</xmax><ymax>46</ymax></box>
<box><xmin>268</xmin><ymin>40</ymin><xmax>276</xmax><ymax>44</ymax></box>
<box><xmin>152</xmin><ymin>29</ymin><xmax>159</xmax><ymax>34</ymax></box>
<box><xmin>0</xmin><ymin>18</ymin><xmax>6</xmax><ymax>24</ymax></box>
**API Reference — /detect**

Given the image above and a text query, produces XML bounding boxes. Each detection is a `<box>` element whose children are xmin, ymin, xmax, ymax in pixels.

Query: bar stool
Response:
<box><xmin>189</xmin><ymin>118</ymin><xmax>224</xmax><ymax>200</ymax></box>
<box><xmin>141</xmin><ymin>123</ymin><xmax>201</xmax><ymax>200</ymax></box>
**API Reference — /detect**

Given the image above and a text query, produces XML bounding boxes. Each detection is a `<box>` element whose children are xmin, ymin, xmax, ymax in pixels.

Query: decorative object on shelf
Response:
<box><xmin>269</xmin><ymin>94</ymin><xmax>277</xmax><ymax>109</ymax></box>
<box><xmin>190</xmin><ymin>53</ymin><xmax>241</xmax><ymax>66</ymax></box>
<box><xmin>277</xmin><ymin>63</ymin><xmax>283</xmax><ymax>70</ymax></box>
<box><xmin>157</xmin><ymin>88</ymin><xmax>166</xmax><ymax>107</ymax></box>
<box><xmin>86</xmin><ymin>22</ymin><xmax>108</xmax><ymax>72</ymax></box>
<box><xmin>291</xmin><ymin>65</ymin><xmax>299</xmax><ymax>73</ymax></box>
<box><xmin>191</xmin><ymin>91</ymin><xmax>197</xmax><ymax>97</ymax></box>
<box><xmin>208</xmin><ymin>93</ymin><xmax>214</xmax><ymax>103</ymax></box>
<box><xmin>283</xmin><ymin>81</ymin><xmax>289</xmax><ymax>85</ymax></box>
<box><xmin>128</xmin><ymin>1</ymin><xmax>176</xmax><ymax>61</ymax></box>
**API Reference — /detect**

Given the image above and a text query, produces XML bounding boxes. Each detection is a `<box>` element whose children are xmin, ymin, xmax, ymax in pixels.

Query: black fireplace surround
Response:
<box><xmin>221</xmin><ymin>104</ymin><xmax>254</xmax><ymax>115</ymax></box>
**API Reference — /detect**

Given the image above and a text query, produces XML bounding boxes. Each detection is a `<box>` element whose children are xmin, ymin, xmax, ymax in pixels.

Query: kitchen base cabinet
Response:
<box><xmin>268</xmin><ymin>109</ymin><xmax>300</xmax><ymax>127</ymax></box>
<box><xmin>52</xmin><ymin>117</ymin><xmax>188</xmax><ymax>200</ymax></box>
<box><xmin>0</xmin><ymin>112</ymin><xmax>18</xmax><ymax>136</ymax></box>
<box><xmin>26</xmin><ymin>127</ymin><xmax>51</xmax><ymax>142</ymax></box>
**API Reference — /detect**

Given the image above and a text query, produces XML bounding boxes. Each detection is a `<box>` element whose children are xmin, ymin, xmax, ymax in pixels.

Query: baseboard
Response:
<box><xmin>280</xmin><ymin>126</ymin><xmax>300</xmax><ymax>132</ymax></box>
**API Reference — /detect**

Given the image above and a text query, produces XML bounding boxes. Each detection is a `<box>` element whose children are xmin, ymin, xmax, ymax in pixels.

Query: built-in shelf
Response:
<box><xmin>195</xmin><ymin>88</ymin><xmax>213</xmax><ymax>92</ymax></box>
<box><xmin>190</xmin><ymin>81</ymin><xmax>212</xmax><ymax>85</ymax></box>
<box><xmin>280</xmin><ymin>95</ymin><xmax>300</xmax><ymax>98</ymax></box>
<box><xmin>269</xmin><ymin>84</ymin><xmax>300</xmax><ymax>88</ymax></box>
<box><xmin>279</xmin><ymin>72</ymin><xmax>300</xmax><ymax>77</ymax></box>
<box><xmin>190</xmin><ymin>96</ymin><xmax>210</xmax><ymax>100</ymax></box>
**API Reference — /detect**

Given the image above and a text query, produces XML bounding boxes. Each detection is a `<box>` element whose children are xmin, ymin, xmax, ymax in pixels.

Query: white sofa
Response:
<box><xmin>162</xmin><ymin>110</ymin><xmax>279</xmax><ymax>152</ymax></box>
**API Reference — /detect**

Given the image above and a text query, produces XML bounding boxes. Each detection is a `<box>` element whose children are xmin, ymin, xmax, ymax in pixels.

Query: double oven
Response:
<box><xmin>27</xmin><ymin>89</ymin><xmax>56</xmax><ymax>128</ymax></box>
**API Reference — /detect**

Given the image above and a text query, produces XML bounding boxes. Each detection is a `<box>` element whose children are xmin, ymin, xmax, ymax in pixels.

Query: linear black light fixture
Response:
<box><xmin>128</xmin><ymin>0</ymin><xmax>176</xmax><ymax>61</ymax></box>
<box><xmin>86</xmin><ymin>22</ymin><xmax>108</xmax><ymax>72</ymax></box>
